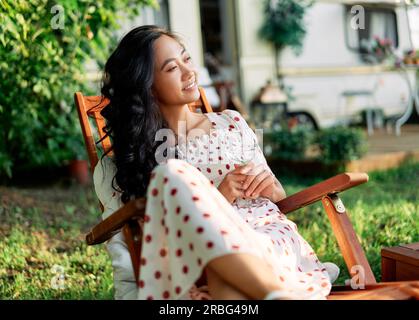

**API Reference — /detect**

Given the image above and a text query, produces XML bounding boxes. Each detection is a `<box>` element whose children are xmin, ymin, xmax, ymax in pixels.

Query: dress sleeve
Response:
<box><xmin>93</xmin><ymin>157</ymin><xmax>139</xmax><ymax>299</ymax></box>
<box><xmin>93</xmin><ymin>156</ymin><xmax>123</xmax><ymax>220</ymax></box>
<box><xmin>222</xmin><ymin>109</ymin><xmax>275</xmax><ymax>177</ymax></box>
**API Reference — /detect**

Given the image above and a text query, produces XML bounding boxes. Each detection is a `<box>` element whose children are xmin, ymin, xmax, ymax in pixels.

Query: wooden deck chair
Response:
<box><xmin>74</xmin><ymin>87</ymin><xmax>419</xmax><ymax>300</ymax></box>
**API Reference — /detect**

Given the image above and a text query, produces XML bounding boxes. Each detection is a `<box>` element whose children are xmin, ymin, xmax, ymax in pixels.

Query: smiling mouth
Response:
<box><xmin>182</xmin><ymin>79</ymin><xmax>197</xmax><ymax>91</ymax></box>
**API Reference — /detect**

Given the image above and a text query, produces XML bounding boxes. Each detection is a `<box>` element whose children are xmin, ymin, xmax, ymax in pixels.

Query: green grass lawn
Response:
<box><xmin>1</xmin><ymin>161</ymin><xmax>418</xmax><ymax>299</ymax></box>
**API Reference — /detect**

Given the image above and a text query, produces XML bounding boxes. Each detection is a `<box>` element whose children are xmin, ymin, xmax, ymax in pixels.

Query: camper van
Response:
<box><xmin>103</xmin><ymin>0</ymin><xmax>418</xmax><ymax>132</ymax></box>
<box><xmin>195</xmin><ymin>0</ymin><xmax>418</xmax><ymax>131</ymax></box>
<box><xmin>269</xmin><ymin>0</ymin><xmax>419</xmax><ymax>131</ymax></box>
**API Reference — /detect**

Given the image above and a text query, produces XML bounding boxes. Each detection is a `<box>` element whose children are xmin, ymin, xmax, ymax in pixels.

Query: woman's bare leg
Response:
<box><xmin>205</xmin><ymin>253</ymin><xmax>283</xmax><ymax>300</ymax></box>
<box><xmin>205</xmin><ymin>266</ymin><xmax>250</xmax><ymax>299</ymax></box>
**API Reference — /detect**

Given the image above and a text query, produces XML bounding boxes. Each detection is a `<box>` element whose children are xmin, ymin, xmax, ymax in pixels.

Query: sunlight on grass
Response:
<box><xmin>284</xmin><ymin>160</ymin><xmax>419</xmax><ymax>284</ymax></box>
<box><xmin>0</xmin><ymin>185</ymin><xmax>114</xmax><ymax>299</ymax></box>
<box><xmin>0</xmin><ymin>161</ymin><xmax>418</xmax><ymax>298</ymax></box>
<box><xmin>0</xmin><ymin>226</ymin><xmax>114</xmax><ymax>299</ymax></box>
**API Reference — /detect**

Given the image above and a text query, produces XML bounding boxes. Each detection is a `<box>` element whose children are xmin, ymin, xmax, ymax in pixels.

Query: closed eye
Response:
<box><xmin>167</xmin><ymin>56</ymin><xmax>191</xmax><ymax>72</ymax></box>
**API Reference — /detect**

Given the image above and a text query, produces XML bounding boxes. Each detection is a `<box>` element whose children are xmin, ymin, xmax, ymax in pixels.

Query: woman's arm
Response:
<box><xmin>271</xmin><ymin>177</ymin><xmax>287</xmax><ymax>203</ymax></box>
<box><xmin>222</xmin><ymin>110</ymin><xmax>286</xmax><ymax>203</ymax></box>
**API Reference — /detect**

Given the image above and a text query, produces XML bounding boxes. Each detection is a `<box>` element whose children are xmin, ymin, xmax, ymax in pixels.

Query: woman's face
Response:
<box><xmin>152</xmin><ymin>35</ymin><xmax>200</xmax><ymax>107</ymax></box>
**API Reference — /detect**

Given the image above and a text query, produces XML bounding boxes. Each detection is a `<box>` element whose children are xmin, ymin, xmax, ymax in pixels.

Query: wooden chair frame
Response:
<box><xmin>74</xmin><ymin>87</ymin><xmax>419</xmax><ymax>300</ymax></box>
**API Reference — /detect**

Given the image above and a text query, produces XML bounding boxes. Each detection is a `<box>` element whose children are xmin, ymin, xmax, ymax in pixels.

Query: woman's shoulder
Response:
<box><xmin>93</xmin><ymin>156</ymin><xmax>123</xmax><ymax>219</ymax></box>
<box><xmin>93</xmin><ymin>156</ymin><xmax>118</xmax><ymax>197</ymax></box>
<box><xmin>220</xmin><ymin>108</ymin><xmax>242</xmax><ymax>118</ymax></box>
<box><xmin>209</xmin><ymin>109</ymin><xmax>246</xmax><ymax>126</ymax></box>
<box><xmin>94</xmin><ymin>155</ymin><xmax>116</xmax><ymax>179</ymax></box>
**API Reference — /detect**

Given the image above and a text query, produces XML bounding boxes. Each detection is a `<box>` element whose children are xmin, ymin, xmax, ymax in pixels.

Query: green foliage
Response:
<box><xmin>259</xmin><ymin>0</ymin><xmax>313</xmax><ymax>53</ymax></box>
<box><xmin>315</xmin><ymin>126</ymin><xmax>368</xmax><ymax>164</ymax></box>
<box><xmin>265</xmin><ymin>127</ymin><xmax>313</xmax><ymax>160</ymax></box>
<box><xmin>0</xmin><ymin>162</ymin><xmax>417</xmax><ymax>297</ymax></box>
<box><xmin>284</xmin><ymin>160</ymin><xmax>419</xmax><ymax>284</ymax></box>
<box><xmin>264</xmin><ymin>126</ymin><xmax>368</xmax><ymax>165</ymax></box>
<box><xmin>0</xmin><ymin>226</ymin><xmax>114</xmax><ymax>299</ymax></box>
<box><xmin>0</xmin><ymin>0</ymin><xmax>157</xmax><ymax>178</ymax></box>
<box><xmin>0</xmin><ymin>184</ymin><xmax>114</xmax><ymax>299</ymax></box>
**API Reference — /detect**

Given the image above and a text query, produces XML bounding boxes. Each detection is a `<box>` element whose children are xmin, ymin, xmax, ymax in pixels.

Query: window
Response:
<box><xmin>345</xmin><ymin>6</ymin><xmax>399</xmax><ymax>52</ymax></box>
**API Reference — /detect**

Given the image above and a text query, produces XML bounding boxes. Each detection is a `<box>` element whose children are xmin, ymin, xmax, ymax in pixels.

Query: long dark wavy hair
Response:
<box><xmin>100</xmin><ymin>25</ymin><xmax>180</xmax><ymax>204</ymax></box>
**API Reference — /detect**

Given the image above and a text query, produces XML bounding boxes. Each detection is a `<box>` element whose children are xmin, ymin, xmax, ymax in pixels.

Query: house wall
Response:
<box><xmin>234</xmin><ymin>0</ymin><xmax>275</xmax><ymax>109</ymax></box>
<box><xmin>116</xmin><ymin>0</ymin><xmax>204</xmax><ymax>67</ymax></box>
<box><xmin>168</xmin><ymin>0</ymin><xmax>204</xmax><ymax>67</ymax></box>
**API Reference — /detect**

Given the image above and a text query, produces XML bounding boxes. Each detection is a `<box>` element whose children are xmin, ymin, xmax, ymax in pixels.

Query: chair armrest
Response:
<box><xmin>86</xmin><ymin>198</ymin><xmax>146</xmax><ymax>245</ymax></box>
<box><xmin>276</xmin><ymin>173</ymin><xmax>368</xmax><ymax>214</ymax></box>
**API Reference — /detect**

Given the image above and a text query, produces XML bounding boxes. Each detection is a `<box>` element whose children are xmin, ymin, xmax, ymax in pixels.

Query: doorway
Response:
<box><xmin>199</xmin><ymin>0</ymin><xmax>240</xmax><ymax>90</ymax></box>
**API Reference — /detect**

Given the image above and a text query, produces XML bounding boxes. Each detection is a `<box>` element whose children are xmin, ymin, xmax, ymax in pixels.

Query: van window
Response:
<box><xmin>345</xmin><ymin>6</ymin><xmax>399</xmax><ymax>52</ymax></box>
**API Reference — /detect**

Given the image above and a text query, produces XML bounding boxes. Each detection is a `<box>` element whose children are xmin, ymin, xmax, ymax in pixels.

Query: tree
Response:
<box><xmin>0</xmin><ymin>0</ymin><xmax>157</xmax><ymax>178</ymax></box>
<box><xmin>259</xmin><ymin>0</ymin><xmax>313</xmax><ymax>84</ymax></box>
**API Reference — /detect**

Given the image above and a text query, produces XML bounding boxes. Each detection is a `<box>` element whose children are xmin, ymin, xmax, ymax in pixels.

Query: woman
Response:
<box><xmin>95</xmin><ymin>25</ymin><xmax>338</xmax><ymax>300</ymax></box>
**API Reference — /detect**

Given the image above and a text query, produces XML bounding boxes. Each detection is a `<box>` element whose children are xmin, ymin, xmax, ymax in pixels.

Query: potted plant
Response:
<box><xmin>403</xmin><ymin>49</ymin><xmax>419</xmax><ymax>65</ymax></box>
<box><xmin>67</xmin><ymin>137</ymin><xmax>90</xmax><ymax>186</ymax></box>
<box><xmin>360</xmin><ymin>35</ymin><xmax>396</xmax><ymax>65</ymax></box>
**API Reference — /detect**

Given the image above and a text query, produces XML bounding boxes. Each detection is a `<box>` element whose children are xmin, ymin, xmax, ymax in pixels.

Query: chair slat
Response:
<box><xmin>74</xmin><ymin>92</ymin><xmax>100</xmax><ymax>174</ymax></box>
<box><xmin>93</xmin><ymin>114</ymin><xmax>113</xmax><ymax>156</ymax></box>
<box><xmin>276</xmin><ymin>172</ymin><xmax>368</xmax><ymax>214</ymax></box>
<box><xmin>74</xmin><ymin>87</ymin><xmax>213</xmax><ymax>213</ymax></box>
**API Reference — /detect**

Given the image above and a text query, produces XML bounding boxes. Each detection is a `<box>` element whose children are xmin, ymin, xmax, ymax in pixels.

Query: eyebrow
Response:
<box><xmin>160</xmin><ymin>47</ymin><xmax>186</xmax><ymax>71</ymax></box>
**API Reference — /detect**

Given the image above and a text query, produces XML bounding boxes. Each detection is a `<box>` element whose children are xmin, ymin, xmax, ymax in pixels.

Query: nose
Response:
<box><xmin>181</xmin><ymin>63</ymin><xmax>195</xmax><ymax>81</ymax></box>
<box><xmin>183</xmin><ymin>71</ymin><xmax>194</xmax><ymax>83</ymax></box>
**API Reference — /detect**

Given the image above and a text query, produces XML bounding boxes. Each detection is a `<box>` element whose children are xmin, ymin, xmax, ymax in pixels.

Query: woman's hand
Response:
<box><xmin>217</xmin><ymin>166</ymin><xmax>248</xmax><ymax>204</ymax></box>
<box><xmin>232</xmin><ymin>162</ymin><xmax>286</xmax><ymax>203</ymax></box>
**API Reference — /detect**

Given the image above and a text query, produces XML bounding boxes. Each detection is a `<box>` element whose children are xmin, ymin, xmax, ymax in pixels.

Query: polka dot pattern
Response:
<box><xmin>106</xmin><ymin>110</ymin><xmax>332</xmax><ymax>301</ymax></box>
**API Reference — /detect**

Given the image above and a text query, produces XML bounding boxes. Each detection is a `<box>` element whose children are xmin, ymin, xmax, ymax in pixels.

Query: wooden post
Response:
<box><xmin>322</xmin><ymin>194</ymin><xmax>376</xmax><ymax>285</ymax></box>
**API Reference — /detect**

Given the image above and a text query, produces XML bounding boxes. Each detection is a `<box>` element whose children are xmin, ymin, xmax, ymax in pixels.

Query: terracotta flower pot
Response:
<box><xmin>404</xmin><ymin>57</ymin><xmax>413</xmax><ymax>65</ymax></box>
<box><xmin>68</xmin><ymin>159</ymin><xmax>90</xmax><ymax>185</ymax></box>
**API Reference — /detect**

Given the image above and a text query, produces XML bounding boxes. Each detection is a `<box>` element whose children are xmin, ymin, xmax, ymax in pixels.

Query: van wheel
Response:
<box><xmin>287</xmin><ymin>112</ymin><xmax>318</xmax><ymax>130</ymax></box>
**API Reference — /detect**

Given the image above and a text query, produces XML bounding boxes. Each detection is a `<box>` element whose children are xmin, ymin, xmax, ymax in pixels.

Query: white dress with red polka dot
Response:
<box><xmin>135</xmin><ymin>109</ymin><xmax>332</xmax><ymax>300</ymax></box>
